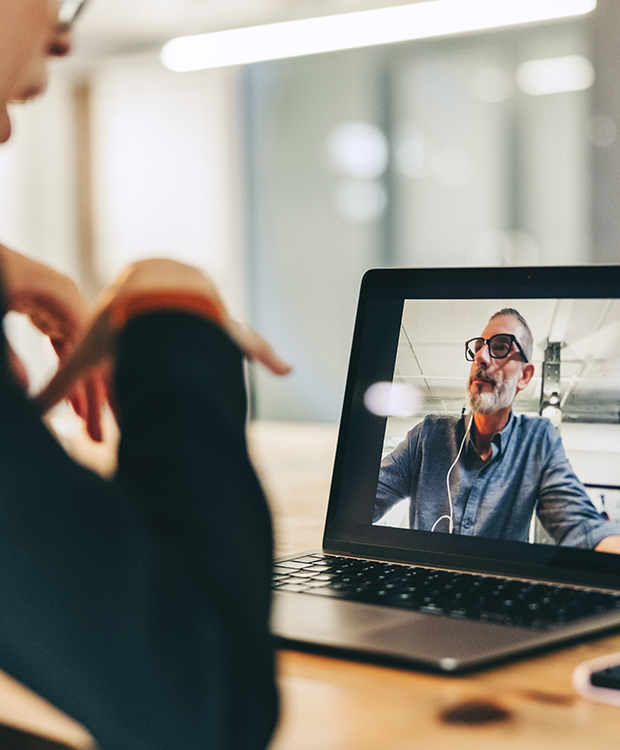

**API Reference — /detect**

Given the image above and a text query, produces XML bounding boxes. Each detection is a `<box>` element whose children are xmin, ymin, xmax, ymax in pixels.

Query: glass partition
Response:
<box><xmin>244</xmin><ymin>17</ymin><xmax>596</xmax><ymax>421</ymax></box>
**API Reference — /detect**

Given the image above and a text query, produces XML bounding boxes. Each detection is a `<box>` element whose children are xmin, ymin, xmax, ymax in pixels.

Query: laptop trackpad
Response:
<box><xmin>272</xmin><ymin>592</ymin><xmax>536</xmax><ymax>669</ymax></box>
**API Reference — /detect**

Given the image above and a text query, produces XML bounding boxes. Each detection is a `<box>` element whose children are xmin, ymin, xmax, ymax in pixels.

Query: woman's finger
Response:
<box><xmin>226</xmin><ymin>320</ymin><xmax>292</xmax><ymax>376</ymax></box>
<box><xmin>36</xmin><ymin>311</ymin><xmax>115</xmax><ymax>414</ymax></box>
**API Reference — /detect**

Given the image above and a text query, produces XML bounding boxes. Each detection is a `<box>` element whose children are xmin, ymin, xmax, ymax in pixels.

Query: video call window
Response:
<box><xmin>372</xmin><ymin>298</ymin><xmax>620</xmax><ymax>550</ymax></box>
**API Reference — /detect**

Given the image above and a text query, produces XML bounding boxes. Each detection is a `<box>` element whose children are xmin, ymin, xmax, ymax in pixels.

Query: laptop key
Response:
<box><xmin>419</xmin><ymin>604</ymin><xmax>445</xmax><ymax>615</ymax></box>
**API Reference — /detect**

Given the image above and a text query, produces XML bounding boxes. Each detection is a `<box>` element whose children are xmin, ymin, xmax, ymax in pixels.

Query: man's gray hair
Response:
<box><xmin>489</xmin><ymin>308</ymin><xmax>533</xmax><ymax>363</ymax></box>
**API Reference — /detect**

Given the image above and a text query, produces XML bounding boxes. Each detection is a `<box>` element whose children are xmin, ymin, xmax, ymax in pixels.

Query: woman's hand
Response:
<box><xmin>0</xmin><ymin>245</ymin><xmax>106</xmax><ymax>441</ymax></box>
<box><xmin>36</xmin><ymin>259</ymin><xmax>291</xmax><ymax>415</ymax></box>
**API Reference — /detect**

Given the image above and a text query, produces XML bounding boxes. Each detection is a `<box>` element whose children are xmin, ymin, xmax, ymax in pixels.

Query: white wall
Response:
<box><xmin>0</xmin><ymin>67</ymin><xmax>80</xmax><ymax>279</ymax></box>
<box><xmin>0</xmin><ymin>65</ymin><xmax>81</xmax><ymax>391</ymax></box>
<box><xmin>563</xmin><ymin>422</ymin><xmax>620</xmax><ymax>486</ymax></box>
<box><xmin>90</xmin><ymin>56</ymin><xmax>247</xmax><ymax>317</ymax></box>
<box><xmin>0</xmin><ymin>55</ymin><xmax>247</xmax><ymax>389</ymax></box>
<box><xmin>0</xmin><ymin>55</ymin><xmax>246</xmax><ymax>311</ymax></box>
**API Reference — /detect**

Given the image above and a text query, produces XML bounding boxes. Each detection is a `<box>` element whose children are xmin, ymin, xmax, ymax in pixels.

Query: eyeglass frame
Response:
<box><xmin>58</xmin><ymin>0</ymin><xmax>88</xmax><ymax>28</ymax></box>
<box><xmin>465</xmin><ymin>334</ymin><xmax>529</xmax><ymax>364</ymax></box>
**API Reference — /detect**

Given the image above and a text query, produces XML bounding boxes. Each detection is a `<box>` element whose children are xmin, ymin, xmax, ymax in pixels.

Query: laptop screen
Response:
<box><xmin>324</xmin><ymin>266</ymin><xmax>620</xmax><ymax>588</ymax></box>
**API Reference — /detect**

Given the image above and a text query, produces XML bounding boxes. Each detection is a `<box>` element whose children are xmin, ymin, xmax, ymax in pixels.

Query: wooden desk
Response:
<box><xmin>246</xmin><ymin>421</ymin><xmax>620</xmax><ymax>750</ymax></box>
<box><xmin>2</xmin><ymin>419</ymin><xmax>620</xmax><ymax>748</ymax></box>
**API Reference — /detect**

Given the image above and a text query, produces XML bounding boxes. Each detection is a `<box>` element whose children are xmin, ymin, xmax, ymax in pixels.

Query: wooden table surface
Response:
<box><xmin>2</xmin><ymin>418</ymin><xmax>620</xmax><ymax>748</ymax></box>
<box><xmin>246</xmin><ymin>421</ymin><xmax>620</xmax><ymax>750</ymax></box>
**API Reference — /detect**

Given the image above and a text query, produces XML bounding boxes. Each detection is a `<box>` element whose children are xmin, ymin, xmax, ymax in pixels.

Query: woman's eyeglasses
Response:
<box><xmin>58</xmin><ymin>0</ymin><xmax>88</xmax><ymax>28</ymax></box>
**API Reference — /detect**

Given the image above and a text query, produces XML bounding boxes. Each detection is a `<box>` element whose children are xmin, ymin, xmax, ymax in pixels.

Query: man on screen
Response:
<box><xmin>374</xmin><ymin>308</ymin><xmax>620</xmax><ymax>552</ymax></box>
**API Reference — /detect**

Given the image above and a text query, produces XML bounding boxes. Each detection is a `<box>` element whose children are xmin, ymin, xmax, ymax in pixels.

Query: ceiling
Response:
<box><xmin>73</xmin><ymin>0</ymin><xmax>425</xmax><ymax>58</ymax></box>
<box><xmin>395</xmin><ymin>298</ymin><xmax>620</xmax><ymax>422</ymax></box>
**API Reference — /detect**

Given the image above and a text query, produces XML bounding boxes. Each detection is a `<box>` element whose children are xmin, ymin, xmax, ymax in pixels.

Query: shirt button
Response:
<box><xmin>463</xmin><ymin>520</ymin><xmax>471</xmax><ymax>529</ymax></box>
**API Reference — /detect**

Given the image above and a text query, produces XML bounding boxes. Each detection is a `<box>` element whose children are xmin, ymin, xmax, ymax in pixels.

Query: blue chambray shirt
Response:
<box><xmin>374</xmin><ymin>413</ymin><xmax>620</xmax><ymax>548</ymax></box>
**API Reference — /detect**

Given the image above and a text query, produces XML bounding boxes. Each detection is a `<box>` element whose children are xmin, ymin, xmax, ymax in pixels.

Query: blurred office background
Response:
<box><xmin>1</xmin><ymin>0</ymin><xmax>620</xmax><ymax>425</ymax></box>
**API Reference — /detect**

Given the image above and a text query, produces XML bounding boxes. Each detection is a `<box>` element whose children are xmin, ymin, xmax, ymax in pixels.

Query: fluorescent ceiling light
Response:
<box><xmin>161</xmin><ymin>0</ymin><xmax>596</xmax><ymax>73</ymax></box>
<box><xmin>516</xmin><ymin>55</ymin><xmax>595</xmax><ymax>96</ymax></box>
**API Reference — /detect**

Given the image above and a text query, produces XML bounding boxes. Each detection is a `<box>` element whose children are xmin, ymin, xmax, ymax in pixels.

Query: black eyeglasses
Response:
<box><xmin>465</xmin><ymin>334</ymin><xmax>529</xmax><ymax>363</ymax></box>
<box><xmin>58</xmin><ymin>0</ymin><xmax>88</xmax><ymax>28</ymax></box>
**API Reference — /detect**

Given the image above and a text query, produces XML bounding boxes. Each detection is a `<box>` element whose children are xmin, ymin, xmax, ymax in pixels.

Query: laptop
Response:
<box><xmin>271</xmin><ymin>265</ymin><xmax>620</xmax><ymax>673</ymax></box>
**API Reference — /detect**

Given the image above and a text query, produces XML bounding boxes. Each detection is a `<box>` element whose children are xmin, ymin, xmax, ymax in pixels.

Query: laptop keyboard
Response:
<box><xmin>273</xmin><ymin>554</ymin><xmax>620</xmax><ymax>630</ymax></box>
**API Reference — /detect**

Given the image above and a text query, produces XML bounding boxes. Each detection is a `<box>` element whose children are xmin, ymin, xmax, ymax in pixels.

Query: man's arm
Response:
<box><xmin>374</xmin><ymin>424</ymin><xmax>421</xmax><ymax>523</ymax></box>
<box><xmin>536</xmin><ymin>428</ymin><xmax>620</xmax><ymax>550</ymax></box>
<box><xmin>595</xmin><ymin>536</ymin><xmax>620</xmax><ymax>554</ymax></box>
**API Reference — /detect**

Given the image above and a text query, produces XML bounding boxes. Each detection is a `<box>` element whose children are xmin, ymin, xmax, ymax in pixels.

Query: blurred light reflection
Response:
<box><xmin>516</xmin><ymin>55</ymin><xmax>594</xmax><ymax>96</ymax></box>
<box><xmin>364</xmin><ymin>382</ymin><xmax>422</xmax><ymax>418</ymax></box>
<box><xmin>328</xmin><ymin>122</ymin><xmax>388</xmax><ymax>179</ymax></box>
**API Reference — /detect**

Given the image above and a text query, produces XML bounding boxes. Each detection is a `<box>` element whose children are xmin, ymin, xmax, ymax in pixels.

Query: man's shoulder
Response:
<box><xmin>417</xmin><ymin>413</ymin><xmax>462</xmax><ymax>435</ymax></box>
<box><xmin>512</xmin><ymin>413</ymin><xmax>554</xmax><ymax>430</ymax></box>
<box><xmin>397</xmin><ymin>414</ymin><xmax>462</xmax><ymax>455</ymax></box>
<box><xmin>511</xmin><ymin>413</ymin><xmax>560</xmax><ymax>443</ymax></box>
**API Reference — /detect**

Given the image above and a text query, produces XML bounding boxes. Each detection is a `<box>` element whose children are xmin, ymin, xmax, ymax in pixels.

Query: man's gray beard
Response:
<box><xmin>466</xmin><ymin>374</ymin><xmax>518</xmax><ymax>415</ymax></box>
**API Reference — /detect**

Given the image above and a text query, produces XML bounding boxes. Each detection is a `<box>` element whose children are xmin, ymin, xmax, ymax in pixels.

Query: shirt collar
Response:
<box><xmin>463</xmin><ymin>411</ymin><xmax>517</xmax><ymax>460</ymax></box>
<box><xmin>491</xmin><ymin>411</ymin><xmax>517</xmax><ymax>455</ymax></box>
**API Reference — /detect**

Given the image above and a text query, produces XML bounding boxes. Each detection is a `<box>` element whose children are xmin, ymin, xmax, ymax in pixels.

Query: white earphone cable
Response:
<box><xmin>431</xmin><ymin>412</ymin><xmax>473</xmax><ymax>533</ymax></box>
